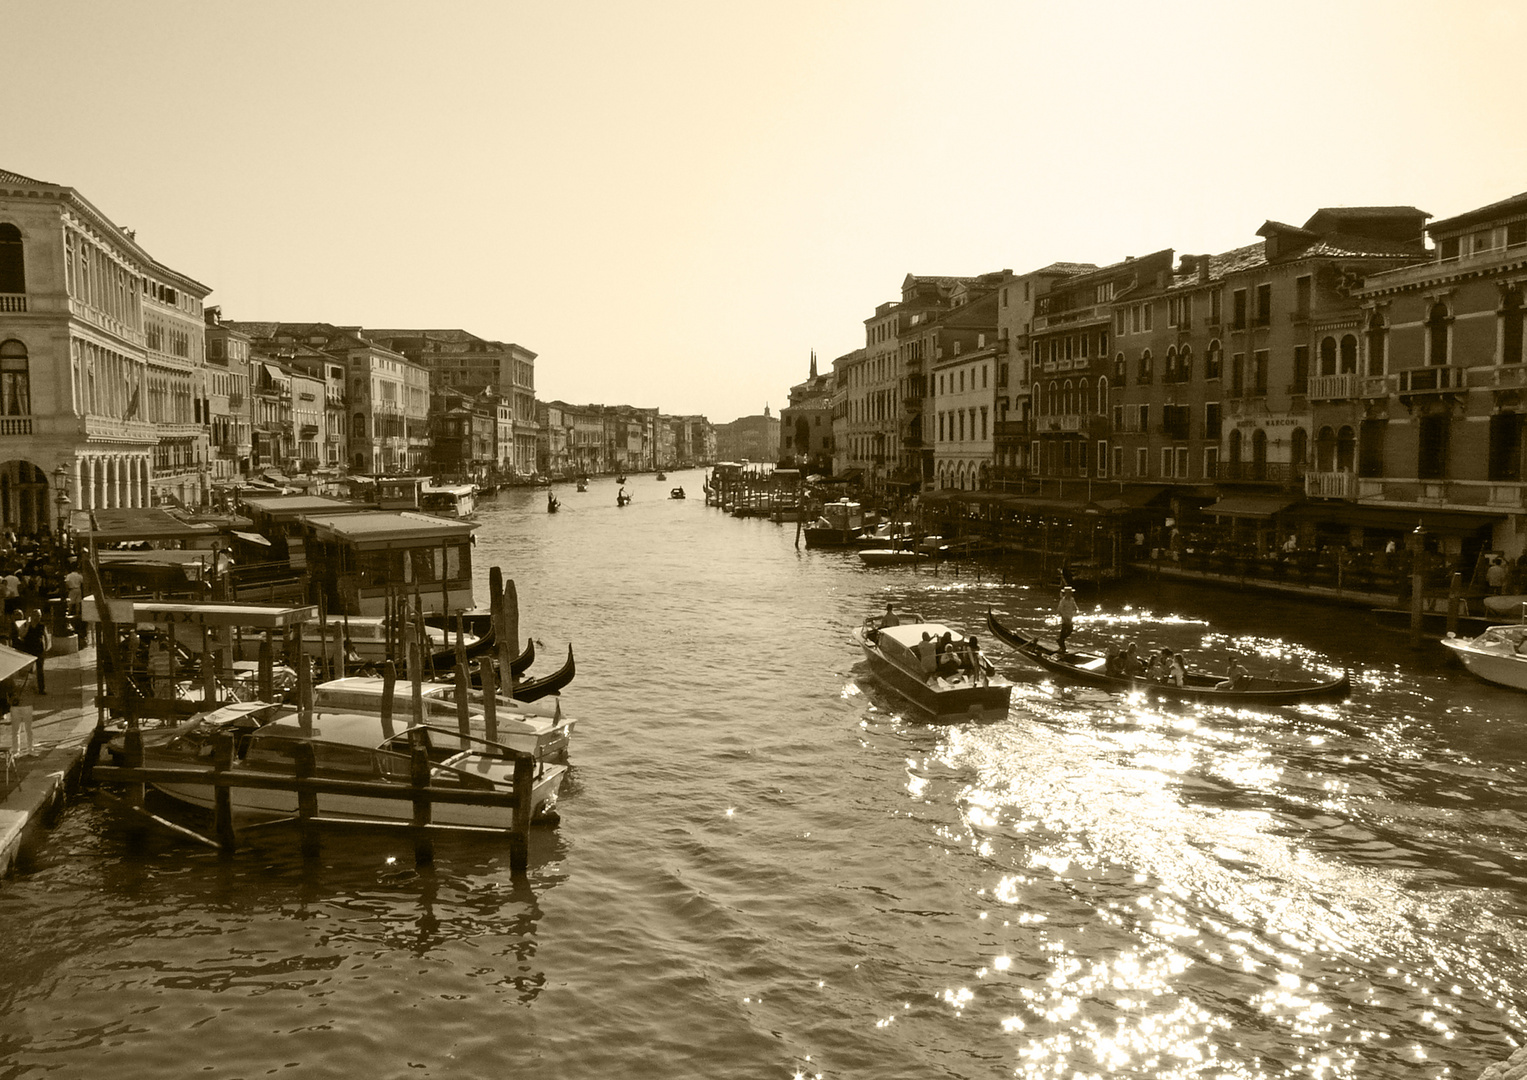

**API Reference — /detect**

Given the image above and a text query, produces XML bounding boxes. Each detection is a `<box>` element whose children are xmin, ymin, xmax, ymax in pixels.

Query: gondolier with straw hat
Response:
<box><xmin>1056</xmin><ymin>585</ymin><xmax>1078</xmax><ymax>658</ymax></box>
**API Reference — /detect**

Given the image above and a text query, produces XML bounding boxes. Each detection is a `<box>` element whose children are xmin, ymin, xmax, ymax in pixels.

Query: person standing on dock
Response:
<box><xmin>19</xmin><ymin>608</ymin><xmax>47</xmax><ymax>695</ymax></box>
<box><xmin>1056</xmin><ymin>586</ymin><xmax>1078</xmax><ymax>657</ymax></box>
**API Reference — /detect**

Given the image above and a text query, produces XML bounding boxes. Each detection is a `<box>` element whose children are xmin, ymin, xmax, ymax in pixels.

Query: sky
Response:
<box><xmin>5</xmin><ymin>0</ymin><xmax>1525</xmax><ymax>423</ymax></box>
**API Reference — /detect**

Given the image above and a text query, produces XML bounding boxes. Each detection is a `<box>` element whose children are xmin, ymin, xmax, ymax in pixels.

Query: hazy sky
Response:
<box><xmin>6</xmin><ymin>1</ymin><xmax>1525</xmax><ymax>422</ymax></box>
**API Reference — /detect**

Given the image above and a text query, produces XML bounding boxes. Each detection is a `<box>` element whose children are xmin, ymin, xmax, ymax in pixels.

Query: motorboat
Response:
<box><xmin>850</xmin><ymin>615</ymin><xmax>1012</xmax><ymax>722</ymax></box>
<box><xmin>670</xmin><ymin>487</ymin><xmax>686</xmax><ymax>500</ymax></box>
<box><xmin>986</xmin><ymin>610</ymin><xmax>1352</xmax><ymax>705</ymax></box>
<box><xmin>616</xmin><ymin>475</ymin><xmax>627</xmax><ymax>484</ymax></box>
<box><xmin>803</xmin><ymin>500</ymin><xmax>864</xmax><ymax>548</ymax></box>
<box><xmin>314</xmin><ymin>676</ymin><xmax>574</xmax><ymax>758</ymax></box>
<box><xmin>656</xmin><ymin>472</ymin><xmax>667</xmax><ymax>481</ymax></box>
<box><xmin>1441</xmin><ymin>624</ymin><xmax>1527</xmax><ymax>691</ymax></box>
<box><xmin>858</xmin><ymin>547</ymin><xmax>929</xmax><ymax>568</ymax></box>
<box><xmin>420</xmin><ymin>483</ymin><xmax>477</xmax><ymax>520</ymax></box>
<box><xmin>576</xmin><ymin>478</ymin><xmax>588</xmax><ymax>492</ymax></box>
<box><xmin>114</xmin><ymin>704</ymin><xmax>567</xmax><ymax>828</ymax></box>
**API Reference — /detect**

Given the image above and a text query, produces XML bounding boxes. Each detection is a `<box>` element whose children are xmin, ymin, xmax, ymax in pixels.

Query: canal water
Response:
<box><xmin>2</xmin><ymin>472</ymin><xmax>1525</xmax><ymax>1079</ymax></box>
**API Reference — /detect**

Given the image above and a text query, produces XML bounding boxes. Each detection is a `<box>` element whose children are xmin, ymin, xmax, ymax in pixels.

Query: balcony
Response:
<box><xmin>1046</xmin><ymin>414</ymin><xmax>1083</xmax><ymax>432</ymax></box>
<box><xmin>993</xmin><ymin>419</ymin><xmax>1028</xmax><ymax>439</ymax></box>
<box><xmin>1397</xmin><ymin>366</ymin><xmax>1464</xmax><ymax>397</ymax></box>
<box><xmin>1305</xmin><ymin>471</ymin><xmax>1358</xmax><ymax>499</ymax></box>
<box><xmin>1214</xmin><ymin>461</ymin><xmax>1301</xmax><ymax>484</ymax></box>
<box><xmin>300</xmin><ymin>424</ymin><xmax>319</xmax><ymax>438</ymax></box>
<box><xmin>1491</xmin><ymin>364</ymin><xmax>1527</xmax><ymax>390</ymax></box>
<box><xmin>1356</xmin><ymin>476</ymin><xmax>1527</xmax><ymax>510</ymax></box>
<box><xmin>0</xmin><ymin>416</ymin><xmax>31</xmax><ymax>435</ymax></box>
<box><xmin>1306</xmin><ymin>373</ymin><xmax>1361</xmax><ymax>401</ymax></box>
<box><xmin>0</xmin><ymin>294</ymin><xmax>26</xmax><ymax>313</ymax></box>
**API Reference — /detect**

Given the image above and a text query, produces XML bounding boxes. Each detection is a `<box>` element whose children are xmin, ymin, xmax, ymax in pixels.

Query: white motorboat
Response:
<box><xmin>420</xmin><ymin>483</ymin><xmax>478</xmax><ymax>519</ymax></box>
<box><xmin>111</xmin><ymin>704</ymin><xmax>568</xmax><ymax>828</ymax></box>
<box><xmin>858</xmin><ymin>548</ymin><xmax>929</xmax><ymax>568</ymax></box>
<box><xmin>849</xmin><ymin>615</ymin><xmax>1012</xmax><ymax>722</ymax></box>
<box><xmin>1441</xmin><ymin>624</ymin><xmax>1527</xmax><ymax>691</ymax></box>
<box><xmin>313</xmin><ymin>676</ymin><xmax>574</xmax><ymax>760</ymax></box>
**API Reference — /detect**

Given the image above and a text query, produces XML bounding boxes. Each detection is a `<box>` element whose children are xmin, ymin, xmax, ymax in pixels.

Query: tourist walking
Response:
<box><xmin>19</xmin><ymin>608</ymin><xmax>48</xmax><ymax>695</ymax></box>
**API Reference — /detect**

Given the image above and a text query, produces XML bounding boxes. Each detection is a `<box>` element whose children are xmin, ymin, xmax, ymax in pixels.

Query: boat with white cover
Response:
<box><xmin>849</xmin><ymin>615</ymin><xmax>1011</xmax><ymax>722</ymax></box>
<box><xmin>1441</xmin><ymin>624</ymin><xmax>1527</xmax><ymax>691</ymax></box>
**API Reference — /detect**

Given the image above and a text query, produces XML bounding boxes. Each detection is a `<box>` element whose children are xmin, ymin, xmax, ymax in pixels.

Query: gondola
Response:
<box><xmin>985</xmin><ymin>610</ymin><xmax>1351</xmax><ymax>705</ymax></box>
<box><xmin>472</xmin><ymin>644</ymin><xmax>576</xmax><ymax>702</ymax></box>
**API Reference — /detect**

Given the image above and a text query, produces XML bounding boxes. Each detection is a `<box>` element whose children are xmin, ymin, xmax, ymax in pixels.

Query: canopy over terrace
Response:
<box><xmin>82</xmin><ymin>597</ymin><xmax>318</xmax><ymax>629</ymax></box>
<box><xmin>80</xmin><ymin>507</ymin><xmax>223</xmax><ymax>546</ymax></box>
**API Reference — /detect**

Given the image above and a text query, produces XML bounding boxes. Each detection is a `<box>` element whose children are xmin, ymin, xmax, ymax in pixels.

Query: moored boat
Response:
<box><xmin>803</xmin><ymin>500</ymin><xmax>864</xmax><ymax>548</ymax></box>
<box><xmin>850</xmin><ymin>615</ymin><xmax>1012</xmax><ymax>722</ymax></box>
<box><xmin>1441</xmin><ymin>624</ymin><xmax>1527</xmax><ymax>691</ymax></box>
<box><xmin>314</xmin><ymin>675</ymin><xmax>574</xmax><ymax>757</ymax></box>
<box><xmin>985</xmin><ymin>609</ymin><xmax>1351</xmax><ymax>705</ymax></box>
<box><xmin>118</xmin><ymin>706</ymin><xmax>567</xmax><ymax>828</ymax></box>
<box><xmin>858</xmin><ymin>547</ymin><xmax>929</xmax><ymax>568</ymax></box>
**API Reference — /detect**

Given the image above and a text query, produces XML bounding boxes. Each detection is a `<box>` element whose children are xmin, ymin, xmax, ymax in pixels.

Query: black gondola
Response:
<box><xmin>985</xmin><ymin>609</ymin><xmax>1351</xmax><ymax>706</ymax></box>
<box><xmin>472</xmin><ymin>644</ymin><xmax>575</xmax><ymax>701</ymax></box>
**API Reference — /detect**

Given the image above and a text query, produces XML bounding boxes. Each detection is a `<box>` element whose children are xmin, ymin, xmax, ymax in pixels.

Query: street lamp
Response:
<box><xmin>52</xmin><ymin>463</ymin><xmax>70</xmax><ymax>536</ymax></box>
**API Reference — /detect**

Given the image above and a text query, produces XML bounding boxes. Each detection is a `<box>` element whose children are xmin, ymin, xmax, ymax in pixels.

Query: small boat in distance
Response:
<box><xmin>617</xmin><ymin>489</ymin><xmax>632</xmax><ymax>507</ymax></box>
<box><xmin>850</xmin><ymin>613</ymin><xmax>1012</xmax><ymax>722</ymax></box>
<box><xmin>985</xmin><ymin>610</ymin><xmax>1352</xmax><ymax>705</ymax></box>
<box><xmin>547</xmin><ymin>492</ymin><xmax>561</xmax><ymax>513</ymax></box>
<box><xmin>1441</xmin><ymin>624</ymin><xmax>1527</xmax><ymax>691</ymax></box>
<box><xmin>576</xmin><ymin>478</ymin><xmax>588</xmax><ymax>492</ymax></box>
<box><xmin>656</xmin><ymin>471</ymin><xmax>667</xmax><ymax>481</ymax></box>
<box><xmin>616</xmin><ymin>474</ymin><xmax>627</xmax><ymax>484</ymax></box>
<box><xmin>670</xmin><ymin>486</ymin><xmax>686</xmax><ymax>499</ymax></box>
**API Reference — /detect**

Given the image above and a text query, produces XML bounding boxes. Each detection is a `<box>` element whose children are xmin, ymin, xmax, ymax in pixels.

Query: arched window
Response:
<box><xmin>1097</xmin><ymin>376</ymin><xmax>1109</xmax><ymax>413</ymax></box>
<box><xmin>1319</xmin><ymin>336</ymin><xmax>1337</xmax><ymax>376</ymax></box>
<box><xmin>1048</xmin><ymin>380</ymin><xmax>1058</xmax><ymax>416</ymax></box>
<box><xmin>1165</xmin><ymin>346</ymin><xmax>1178</xmax><ymax>382</ymax></box>
<box><xmin>1032</xmin><ymin>383</ymin><xmax>1041</xmax><ymax>416</ymax></box>
<box><xmin>354</xmin><ymin>411</ymin><xmax>367</xmax><ymax>439</ymax></box>
<box><xmin>1078</xmin><ymin>378</ymin><xmax>1091</xmax><ymax>415</ymax></box>
<box><xmin>1291</xmin><ymin>427</ymin><xmax>1308</xmax><ymax>471</ymax></box>
<box><xmin>1339</xmin><ymin>334</ymin><xmax>1358</xmax><ymax>374</ymax></box>
<box><xmin>1336</xmin><ymin>425</ymin><xmax>1357</xmax><ymax>472</ymax></box>
<box><xmin>0</xmin><ymin>224</ymin><xmax>23</xmax><ymax>296</ymax></box>
<box><xmin>1138</xmin><ymin>350</ymin><xmax>1153</xmax><ymax>385</ymax></box>
<box><xmin>1366</xmin><ymin>313</ymin><xmax>1388</xmax><ymax>376</ymax></box>
<box><xmin>1251</xmin><ymin>428</ymin><xmax>1268</xmax><ymax>477</ymax></box>
<box><xmin>1206</xmin><ymin>340</ymin><xmax>1222</xmax><ymax>380</ymax></box>
<box><xmin>1179</xmin><ymin>345</ymin><xmax>1192</xmax><ymax>382</ymax></box>
<box><xmin>1229</xmin><ymin>428</ymin><xmax>1243</xmax><ymax>465</ymax></box>
<box><xmin>1316</xmin><ymin>425</ymin><xmax>1337</xmax><ymax>471</ymax></box>
<box><xmin>1114</xmin><ymin>352</ymin><xmax>1126</xmax><ymax>382</ymax></box>
<box><xmin>1063</xmin><ymin>379</ymin><xmax>1074</xmax><ymax>415</ymax></box>
<box><xmin>1427</xmin><ymin>302</ymin><xmax>1450</xmax><ymax>366</ymax></box>
<box><xmin>0</xmin><ymin>340</ymin><xmax>29</xmax><ymax>416</ymax></box>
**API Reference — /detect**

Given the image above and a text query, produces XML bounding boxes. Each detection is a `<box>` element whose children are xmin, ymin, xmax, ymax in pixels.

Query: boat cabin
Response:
<box><xmin>300</xmin><ymin>510</ymin><xmax>477</xmax><ymax>616</ymax></box>
<box><xmin>420</xmin><ymin>483</ymin><xmax>477</xmax><ymax>519</ymax></box>
<box><xmin>818</xmin><ymin>500</ymin><xmax>864</xmax><ymax>531</ymax></box>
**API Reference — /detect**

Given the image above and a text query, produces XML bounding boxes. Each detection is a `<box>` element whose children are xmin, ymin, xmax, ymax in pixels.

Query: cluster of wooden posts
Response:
<box><xmin>86</xmin><ymin>566</ymin><xmax>545</xmax><ymax>874</ymax></box>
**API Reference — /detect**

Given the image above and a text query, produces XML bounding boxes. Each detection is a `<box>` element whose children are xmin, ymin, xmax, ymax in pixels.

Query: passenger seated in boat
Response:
<box><xmin>936</xmin><ymin>632</ymin><xmax>960</xmax><ymax>678</ymax></box>
<box><xmin>1123</xmin><ymin>641</ymin><xmax>1144</xmax><ymax>677</ymax></box>
<box><xmin>1168</xmin><ymin>650</ymin><xmax>1186</xmax><ymax>687</ymax></box>
<box><xmin>1103</xmin><ymin>643</ymin><xmax>1125</xmax><ymax>678</ymax></box>
<box><xmin>1146</xmin><ymin>650</ymin><xmax>1168</xmax><ymax>683</ymax></box>
<box><xmin>1216</xmin><ymin>655</ymin><xmax>1250</xmax><ymax>691</ymax></box>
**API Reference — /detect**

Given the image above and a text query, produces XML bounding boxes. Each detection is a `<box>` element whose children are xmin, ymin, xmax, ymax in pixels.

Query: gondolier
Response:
<box><xmin>1056</xmin><ymin>586</ymin><xmax>1078</xmax><ymax>657</ymax></box>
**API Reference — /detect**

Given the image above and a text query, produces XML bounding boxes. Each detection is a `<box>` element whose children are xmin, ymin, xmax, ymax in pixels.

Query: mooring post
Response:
<box><xmin>505</xmin><ymin>578</ymin><xmax>520</xmax><ymax>701</ymax></box>
<box><xmin>123</xmin><ymin>725</ymin><xmax>145</xmax><ymax>810</ymax></box>
<box><xmin>454</xmin><ymin>660</ymin><xmax>472</xmax><ymax>743</ymax></box>
<box><xmin>380</xmin><ymin>660</ymin><xmax>397</xmax><ymax>740</ymax></box>
<box><xmin>258</xmin><ymin>634</ymin><xmax>273</xmax><ymax>701</ymax></box>
<box><xmin>1447</xmin><ymin>572</ymin><xmax>1462</xmax><ymax>638</ymax></box>
<box><xmin>298</xmin><ymin>653</ymin><xmax>313</xmax><ymax>736</ymax></box>
<box><xmin>212</xmin><ymin>731</ymin><xmax>236</xmax><ymax>853</ymax></box>
<box><xmin>509</xmin><ymin>754</ymin><xmax>534</xmax><ymax>878</ymax></box>
<box><xmin>201</xmin><ymin>624</ymin><xmax>217</xmax><ymax>710</ymax></box>
<box><xmin>479</xmin><ymin>646</ymin><xmax>499</xmax><ymax>745</ymax></box>
<box><xmin>410</xmin><ymin>609</ymin><xmax>426</xmax><ymax>730</ymax></box>
<box><xmin>410</xmin><ymin>741</ymin><xmax>434</xmax><ymax>866</ymax></box>
<box><xmin>294</xmin><ymin>741</ymin><xmax>319</xmax><ymax>859</ymax></box>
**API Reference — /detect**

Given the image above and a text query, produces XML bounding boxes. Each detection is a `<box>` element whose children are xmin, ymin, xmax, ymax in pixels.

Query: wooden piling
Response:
<box><xmin>294</xmin><ymin>741</ymin><xmax>320</xmax><ymax>858</ymax></box>
<box><xmin>1447</xmin><ymin>572</ymin><xmax>1462</xmax><ymax>638</ymax></box>
<box><xmin>454</xmin><ymin>660</ymin><xmax>472</xmax><ymax>742</ymax></box>
<box><xmin>509</xmin><ymin>754</ymin><xmax>534</xmax><ymax>877</ymax></box>
<box><xmin>380</xmin><ymin>660</ymin><xmax>397</xmax><ymax>740</ymax></box>
<box><xmin>479</xmin><ymin>647</ymin><xmax>499</xmax><ymax>745</ymax></box>
<box><xmin>410</xmin><ymin>742</ymin><xmax>434</xmax><ymax>865</ymax></box>
<box><xmin>201</xmin><ymin>624</ymin><xmax>217</xmax><ymax>709</ymax></box>
<box><xmin>213</xmin><ymin>732</ymin><xmax>236</xmax><ymax>853</ymax></box>
<box><xmin>258</xmin><ymin>634</ymin><xmax>273</xmax><ymax>701</ymax></box>
<box><xmin>1410</xmin><ymin>560</ymin><xmax>1426</xmax><ymax>648</ymax></box>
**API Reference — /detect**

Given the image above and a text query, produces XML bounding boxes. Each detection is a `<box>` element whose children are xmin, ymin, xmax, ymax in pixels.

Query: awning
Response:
<box><xmin>0</xmin><ymin>644</ymin><xmax>36</xmax><ymax>684</ymax></box>
<box><xmin>263</xmin><ymin>363</ymin><xmax>284</xmax><ymax>381</ymax></box>
<box><xmin>1204</xmin><ymin>495</ymin><xmax>1300</xmax><ymax>519</ymax></box>
<box><xmin>263</xmin><ymin>470</ymin><xmax>291</xmax><ymax>483</ymax></box>
<box><xmin>1287</xmin><ymin>502</ymin><xmax>1505</xmax><ymax>537</ymax></box>
<box><xmin>231</xmin><ymin>530</ymin><xmax>272</xmax><ymax>546</ymax></box>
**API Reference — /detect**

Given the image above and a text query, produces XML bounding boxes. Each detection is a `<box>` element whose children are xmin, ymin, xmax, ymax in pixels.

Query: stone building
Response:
<box><xmin>1351</xmin><ymin>190</ymin><xmax>1527</xmax><ymax>558</ymax></box>
<box><xmin>714</xmin><ymin>407</ymin><xmax>779</xmax><ymax>463</ymax></box>
<box><xmin>779</xmin><ymin>352</ymin><xmax>835</xmax><ymax>473</ymax></box>
<box><xmin>0</xmin><ymin>167</ymin><xmax>212</xmax><ymax>523</ymax></box>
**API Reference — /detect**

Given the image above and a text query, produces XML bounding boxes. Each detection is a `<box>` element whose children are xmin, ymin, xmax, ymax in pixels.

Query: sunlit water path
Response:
<box><xmin>1</xmin><ymin>471</ymin><xmax>1524</xmax><ymax>1078</ymax></box>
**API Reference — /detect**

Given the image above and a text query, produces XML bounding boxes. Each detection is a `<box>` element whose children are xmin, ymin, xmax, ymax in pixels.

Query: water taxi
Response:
<box><xmin>850</xmin><ymin>615</ymin><xmax>1011</xmax><ymax>722</ymax></box>
<box><xmin>420</xmin><ymin>483</ymin><xmax>477</xmax><ymax>519</ymax></box>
